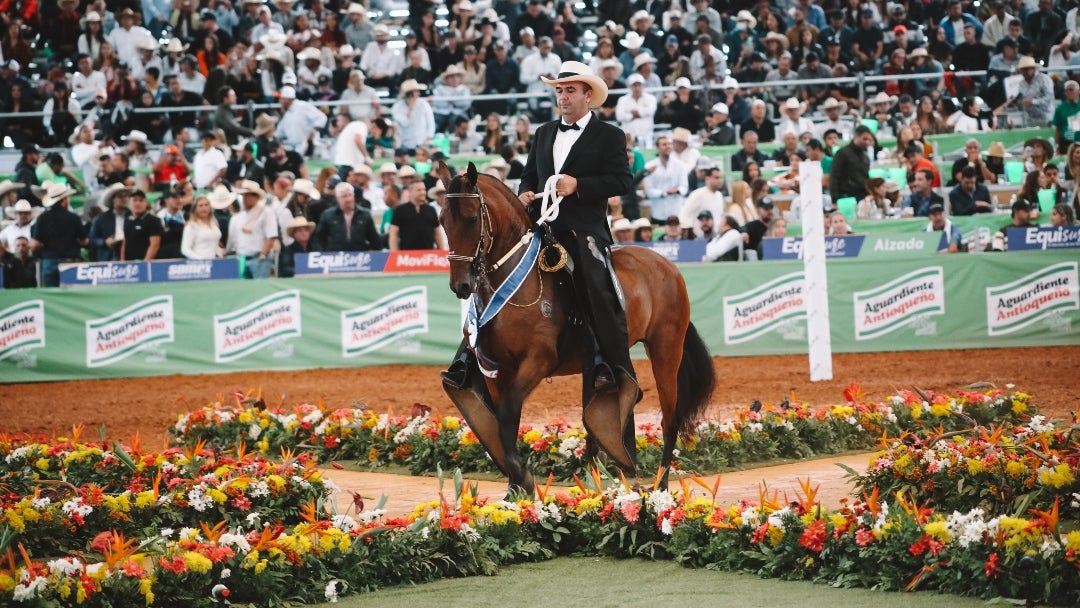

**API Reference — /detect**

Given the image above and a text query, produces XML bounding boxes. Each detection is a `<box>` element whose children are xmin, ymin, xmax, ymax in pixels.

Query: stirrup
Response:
<box><xmin>440</xmin><ymin>360</ymin><xmax>469</xmax><ymax>390</ymax></box>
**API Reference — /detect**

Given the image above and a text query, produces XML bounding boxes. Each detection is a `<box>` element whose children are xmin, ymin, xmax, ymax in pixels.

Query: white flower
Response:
<box><xmin>178</xmin><ymin>527</ymin><xmax>200</xmax><ymax>541</ymax></box>
<box><xmin>245</xmin><ymin>512</ymin><xmax>262</xmax><ymax>526</ymax></box>
<box><xmin>248</xmin><ymin>423</ymin><xmax>262</xmax><ymax>441</ymax></box>
<box><xmin>31</xmin><ymin>497</ymin><xmax>51</xmax><ymax>509</ymax></box>
<box><xmin>218</xmin><ymin>533</ymin><xmax>251</xmax><ymax>553</ymax></box>
<box><xmin>356</xmin><ymin>509</ymin><xmax>387</xmax><ymax>525</ymax></box>
<box><xmin>645</xmin><ymin>490</ymin><xmax>677</xmax><ymax>515</ymax></box>
<box><xmin>557</xmin><ymin>435</ymin><xmax>583</xmax><ymax>458</ymax></box>
<box><xmin>332</xmin><ymin>514</ymin><xmax>360</xmax><ymax>530</ymax></box>
<box><xmin>220</xmin><ymin>568</ymin><xmax>231</xmax><ymax>579</ymax></box>
<box><xmin>61</xmin><ymin>497</ymin><xmax>93</xmax><ymax>520</ymax></box>
<box><xmin>660</xmin><ymin>517</ymin><xmax>673</xmax><ymax>535</ymax></box>
<box><xmin>248</xmin><ymin>480</ymin><xmax>270</xmax><ymax>498</ymax></box>
<box><xmin>5</xmin><ymin>446</ymin><xmax>31</xmax><ymax>464</ymax></box>
<box><xmin>12</xmin><ymin>576</ymin><xmax>48</xmax><ymax>601</ymax></box>
<box><xmin>187</xmin><ymin>486</ymin><xmax>213</xmax><ymax>512</ymax></box>
<box><xmin>767</xmin><ymin>506</ymin><xmax>792</xmax><ymax>531</ymax></box>
<box><xmin>160</xmin><ymin>528</ymin><xmax>175</xmax><ymax>539</ymax></box>
<box><xmin>46</xmin><ymin>557</ymin><xmax>84</xmax><ymax>577</ymax></box>
<box><xmin>458</xmin><ymin>523</ymin><xmax>480</xmax><ymax>542</ymax></box>
<box><xmin>324</xmin><ymin>579</ymin><xmax>346</xmax><ymax>602</ymax></box>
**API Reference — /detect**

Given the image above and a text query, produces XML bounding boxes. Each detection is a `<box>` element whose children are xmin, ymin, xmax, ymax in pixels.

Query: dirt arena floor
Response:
<box><xmin>2</xmin><ymin>346</ymin><xmax>1077</xmax><ymax>445</ymax></box>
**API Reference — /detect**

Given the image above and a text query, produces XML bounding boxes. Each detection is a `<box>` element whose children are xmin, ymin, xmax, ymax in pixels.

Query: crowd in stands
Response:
<box><xmin>2</xmin><ymin>0</ymin><xmax>1080</xmax><ymax>286</ymax></box>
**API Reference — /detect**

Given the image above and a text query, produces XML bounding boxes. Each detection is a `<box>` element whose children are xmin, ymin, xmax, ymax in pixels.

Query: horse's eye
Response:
<box><xmin>466</xmin><ymin>215</ymin><xmax>479</xmax><ymax>224</ymax></box>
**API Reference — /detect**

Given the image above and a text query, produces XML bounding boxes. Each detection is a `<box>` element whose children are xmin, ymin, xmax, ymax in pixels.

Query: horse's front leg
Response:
<box><xmin>491</xmin><ymin>386</ymin><xmax>535</xmax><ymax>496</ymax></box>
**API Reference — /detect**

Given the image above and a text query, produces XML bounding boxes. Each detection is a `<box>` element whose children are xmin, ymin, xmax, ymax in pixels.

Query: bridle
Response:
<box><xmin>444</xmin><ymin>180</ymin><xmax>539</xmax><ymax>298</ymax></box>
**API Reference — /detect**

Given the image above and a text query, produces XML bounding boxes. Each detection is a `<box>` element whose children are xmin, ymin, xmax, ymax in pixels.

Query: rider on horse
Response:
<box><xmin>441</xmin><ymin>60</ymin><xmax>641</xmax><ymax>422</ymax></box>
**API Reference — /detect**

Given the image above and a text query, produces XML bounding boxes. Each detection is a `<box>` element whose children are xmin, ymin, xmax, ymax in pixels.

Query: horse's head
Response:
<box><xmin>439</xmin><ymin>161</ymin><xmax>488</xmax><ymax>299</ymax></box>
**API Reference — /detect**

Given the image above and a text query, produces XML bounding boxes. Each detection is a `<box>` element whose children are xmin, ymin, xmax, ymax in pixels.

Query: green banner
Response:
<box><xmin>0</xmin><ymin>251</ymin><xmax>1077</xmax><ymax>382</ymax></box>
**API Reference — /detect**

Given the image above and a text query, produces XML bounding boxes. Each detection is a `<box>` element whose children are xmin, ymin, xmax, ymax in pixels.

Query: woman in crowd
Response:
<box><xmin>894</xmin><ymin>126</ymin><xmax>916</xmax><ymax>160</ymax></box>
<box><xmin>790</xmin><ymin>27</ymin><xmax>823</xmax><ymax>71</ymax></box>
<box><xmin>417</xmin><ymin>9</ymin><xmax>442</xmax><ymax>51</ymax></box>
<box><xmin>78</xmin><ymin>11</ymin><xmax>106</xmax><ymax>62</ymax></box>
<box><xmin>858</xmin><ymin>177</ymin><xmax>889</xmax><ymax>219</ymax></box>
<box><xmin>1064</xmin><ymin>143</ymin><xmax>1080</xmax><ymax>182</ymax></box>
<box><xmin>750</xmin><ymin>178</ymin><xmax>771</xmax><ymax>206</ymax></box>
<box><xmin>0</xmin><ymin>82</ymin><xmax>39</xmax><ymax>149</ymax></box>
<box><xmin>2</xmin><ymin>20</ymin><xmax>32</xmax><ymax>70</ymax></box>
<box><xmin>459</xmin><ymin>45</ymin><xmax>486</xmax><ymax>95</ymax></box>
<box><xmin>632</xmin><ymin>217</ymin><xmax>654</xmax><ymax>242</ymax></box>
<box><xmin>482</xmin><ymin>113</ymin><xmax>506</xmax><ymax>154</ymax></box>
<box><xmin>952</xmin><ymin>96</ymin><xmax>997</xmax><ymax>133</ymax></box>
<box><xmin>96</xmin><ymin>41</ymin><xmax>120</xmax><ymax>88</ymax></box>
<box><xmin>915</xmin><ymin>96</ymin><xmax>945</xmax><ymax>135</ymax></box>
<box><xmin>741</xmin><ymin>161</ymin><xmax>761</xmax><ymax>185</ymax></box>
<box><xmin>1016</xmin><ymin>169</ymin><xmax>1045</xmax><ymax>209</ymax></box>
<box><xmin>1052</xmin><ymin>203</ymin><xmax>1076</xmax><ymax>226</ymax></box>
<box><xmin>321</xmin><ymin>11</ymin><xmax>344</xmax><ymax>47</ymax></box>
<box><xmin>725</xmin><ymin>180</ymin><xmax>757</xmax><ymax>225</ymax></box>
<box><xmin>513</xmin><ymin>115</ymin><xmax>532</xmax><ymax>155</ymax></box>
<box><xmin>181</xmin><ymin>195</ymin><xmax>223</xmax><ymax>259</ymax></box>
<box><xmin>198</xmin><ymin>34</ymin><xmax>226</xmax><ymax>77</ymax></box>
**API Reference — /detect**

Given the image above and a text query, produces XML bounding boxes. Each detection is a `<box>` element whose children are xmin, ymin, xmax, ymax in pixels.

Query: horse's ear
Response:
<box><xmin>466</xmin><ymin>162</ymin><xmax>478</xmax><ymax>187</ymax></box>
<box><xmin>435</xmin><ymin>160</ymin><xmax>453</xmax><ymax>191</ymax></box>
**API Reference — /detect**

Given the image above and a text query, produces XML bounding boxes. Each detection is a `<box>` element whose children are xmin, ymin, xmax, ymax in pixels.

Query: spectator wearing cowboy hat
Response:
<box><xmin>276</xmin><ymin>86</ymin><xmax>328</xmax><ymax>155</ymax></box>
<box><xmin>278</xmin><ymin>215</ymin><xmax>319</xmax><ymax>277</ymax></box>
<box><xmin>431</xmin><ymin>64</ymin><xmax>471</xmax><ymax>131</ymax></box>
<box><xmin>391</xmin><ymin>79</ymin><xmax>435</xmax><ymax>153</ymax></box>
<box><xmin>339</xmin><ymin>67</ymin><xmax>381</xmax><ymax>123</ymax></box>
<box><xmin>87</xmin><ymin>184</ymin><xmax>132</xmax><ymax>261</ymax></box>
<box><xmin>1003</xmin><ymin>56</ymin><xmax>1055</xmax><ymax>125</ymax></box>
<box><xmin>0</xmin><ymin>197</ymin><xmax>35</xmax><ymax>251</ymax></box>
<box><xmin>343</xmin><ymin>3</ymin><xmax>374</xmax><ymax>52</ymax></box>
<box><xmin>226</xmin><ymin>179</ymin><xmax>278</xmax><ymax>278</ymax></box>
<box><xmin>31</xmin><ymin>182</ymin><xmax>85</xmax><ymax>287</ymax></box>
<box><xmin>360</xmin><ymin>24</ymin><xmax>404</xmax><ymax>89</ymax></box>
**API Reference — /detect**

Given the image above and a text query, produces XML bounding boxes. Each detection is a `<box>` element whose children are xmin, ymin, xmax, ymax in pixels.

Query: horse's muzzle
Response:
<box><xmin>451</xmin><ymin>280</ymin><xmax>473</xmax><ymax>300</ymax></box>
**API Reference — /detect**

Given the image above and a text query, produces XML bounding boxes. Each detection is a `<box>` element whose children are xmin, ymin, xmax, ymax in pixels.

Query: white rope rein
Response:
<box><xmin>537</xmin><ymin>174</ymin><xmax>563</xmax><ymax>225</ymax></box>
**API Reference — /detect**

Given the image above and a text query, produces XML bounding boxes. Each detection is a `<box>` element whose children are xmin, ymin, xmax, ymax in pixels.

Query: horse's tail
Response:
<box><xmin>674</xmin><ymin>322</ymin><xmax>715</xmax><ymax>436</ymax></box>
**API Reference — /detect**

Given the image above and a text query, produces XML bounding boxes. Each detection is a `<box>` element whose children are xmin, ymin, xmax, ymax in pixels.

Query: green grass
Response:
<box><xmin>308</xmin><ymin>556</ymin><xmax>996</xmax><ymax>608</ymax></box>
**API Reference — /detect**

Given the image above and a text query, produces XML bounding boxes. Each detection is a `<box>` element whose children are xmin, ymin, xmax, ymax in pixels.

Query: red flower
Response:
<box><xmin>984</xmin><ymin>552</ymin><xmax>1001</xmax><ymax>579</ymax></box>
<box><xmin>230</xmin><ymin>495</ymin><xmax>252</xmax><ymax>511</ymax></box>
<box><xmin>751</xmin><ymin>522</ymin><xmax>770</xmax><ymax>544</ymax></box>
<box><xmin>799</xmin><ymin>519</ymin><xmax>827</xmax><ymax>553</ymax></box>
<box><xmin>855</xmin><ymin>529</ymin><xmax>875</xmax><ymax>547</ymax></box>
<box><xmin>158</xmin><ymin>555</ymin><xmax>187</xmax><ymax>574</ymax></box>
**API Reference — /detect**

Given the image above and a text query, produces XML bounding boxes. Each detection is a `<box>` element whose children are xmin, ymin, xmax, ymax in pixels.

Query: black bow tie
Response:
<box><xmin>558</xmin><ymin>122</ymin><xmax>580</xmax><ymax>132</ymax></box>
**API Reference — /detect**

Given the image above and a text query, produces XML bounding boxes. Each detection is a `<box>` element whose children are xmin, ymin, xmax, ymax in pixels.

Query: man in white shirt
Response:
<box><xmin>359</xmin><ymin>24</ymin><xmax>403</xmax><ymax>88</ymax></box>
<box><xmin>704</xmin><ymin>215</ymin><xmax>743</xmax><ymax>261</ymax></box>
<box><xmin>642</xmin><ymin>136</ymin><xmax>688</xmax><ymax>222</ymax></box>
<box><xmin>519</xmin><ymin>36</ymin><xmax>562</xmax><ymax>119</ymax></box>
<box><xmin>193</xmin><ymin>131</ymin><xmax>228</xmax><ymax>189</ymax></box>
<box><xmin>431</xmin><ymin>64</ymin><xmax>472</xmax><ymax>131</ymax></box>
<box><xmin>332</xmin><ymin>116</ymin><xmax>369</xmax><ymax>176</ymax></box>
<box><xmin>276</xmin><ymin>86</ymin><xmax>328</xmax><ymax>153</ymax></box>
<box><xmin>107</xmin><ymin>8</ymin><xmax>151</xmax><ymax>68</ymax></box>
<box><xmin>983</xmin><ymin>0</ymin><xmax>1015</xmax><ymax>48</ymax></box>
<box><xmin>814</xmin><ymin>98</ymin><xmax>852</xmax><ymax>140</ymax></box>
<box><xmin>689</xmin><ymin>34</ymin><xmax>726</xmax><ymax>82</ymax></box>
<box><xmin>70</xmin><ymin>54</ymin><xmax>108</xmax><ymax>106</ymax></box>
<box><xmin>0</xmin><ymin>199</ymin><xmax>35</xmax><ymax>250</ymax></box>
<box><xmin>129</xmin><ymin>37</ymin><xmax>163</xmax><ymax>82</ymax></box>
<box><xmin>226</xmin><ymin>180</ymin><xmax>279</xmax><ymax>278</ymax></box>
<box><xmin>615</xmin><ymin>74</ymin><xmax>657</xmax><ymax>146</ymax></box>
<box><xmin>671</xmin><ymin>127</ymin><xmax>700</xmax><ymax>174</ymax></box>
<box><xmin>338</xmin><ymin>69</ymin><xmax>380</xmax><ymax>122</ymax></box>
<box><xmin>679</xmin><ymin>165</ymin><xmax>725</xmax><ymax>237</ymax></box>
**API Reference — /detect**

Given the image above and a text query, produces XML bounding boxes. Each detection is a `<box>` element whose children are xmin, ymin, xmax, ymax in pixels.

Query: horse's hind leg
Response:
<box><xmin>646</xmin><ymin>336</ymin><xmax>685</xmax><ymax>490</ymax></box>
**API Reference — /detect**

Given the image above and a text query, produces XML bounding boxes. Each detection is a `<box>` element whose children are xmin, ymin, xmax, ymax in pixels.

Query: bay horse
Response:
<box><xmin>438</xmin><ymin>162</ymin><xmax>715</xmax><ymax>494</ymax></box>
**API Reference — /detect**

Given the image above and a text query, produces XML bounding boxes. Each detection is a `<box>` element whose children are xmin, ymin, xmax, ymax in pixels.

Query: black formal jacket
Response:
<box><xmin>519</xmin><ymin>113</ymin><xmax>631</xmax><ymax>242</ymax></box>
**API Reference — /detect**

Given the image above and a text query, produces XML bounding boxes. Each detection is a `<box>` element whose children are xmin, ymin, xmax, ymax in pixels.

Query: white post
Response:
<box><xmin>798</xmin><ymin>161</ymin><xmax>833</xmax><ymax>382</ymax></box>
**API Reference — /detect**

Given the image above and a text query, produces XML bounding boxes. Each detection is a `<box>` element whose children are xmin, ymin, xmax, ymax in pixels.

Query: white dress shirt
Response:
<box><xmin>679</xmin><ymin>186</ymin><xmax>726</xmax><ymax>237</ymax></box>
<box><xmin>615</xmin><ymin>92</ymin><xmax>658</xmax><ymax>143</ymax></box>
<box><xmin>554</xmin><ymin>112</ymin><xmax>591</xmax><ymax>174</ymax></box>
<box><xmin>359</xmin><ymin>42</ymin><xmax>404</xmax><ymax>78</ymax></box>
<box><xmin>278</xmin><ymin>99</ymin><xmax>329</xmax><ymax>151</ymax></box>
<box><xmin>193</xmin><ymin>146</ymin><xmax>228</xmax><ymax>189</ymax></box>
<box><xmin>643</xmin><ymin>155</ymin><xmax>688</xmax><ymax>220</ymax></box>
<box><xmin>705</xmin><ymin>227</ymin><xmax>742</xmax><ymax>261</ymax></box>
<box><xmin>339</xmin><ymin>85</ymin><xmax>380</xmax><ymax>122</ymax></box>
<box><xmin>332</xmin><ymin>120</ymin><xmax>369</xmax><ymax>168</ymax></box>
<box><xmin>227</xmin><ymin>203</ymin><xmax>279</xmax><ymax>257</ymax></box>
<box><xmin>107</xmin><ymin>25</ymin><xmax>151</xmax><ymax>68</ymax></box>
<box><xmin>70</xmin><ymin>70</ymin><xmax>108</xmax><ymax>106</ymax></box>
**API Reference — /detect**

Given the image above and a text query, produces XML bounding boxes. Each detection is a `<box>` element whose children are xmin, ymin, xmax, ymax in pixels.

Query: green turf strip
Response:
<box><xmin>310</xmin><ymin>556</ymin><xmax>997</xmax><ymax>608</ymax></box>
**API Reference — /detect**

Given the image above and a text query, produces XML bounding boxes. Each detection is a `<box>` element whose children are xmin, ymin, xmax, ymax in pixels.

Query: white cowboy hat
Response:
<box><xmin>137</xmin><ymin>36</ymin><xmax>160</xmax><ymax>51</ymax></box>
<box><xmin>869</xmin><ymin>91</ymin><xmax>898</xmax><ymax>106</ymax></box>
<box><xmin>610</xmin><ymin>217</ymin><xmax>632</xmax><ymax>232</ymax></box>
<box><xmin>985</xmin><ymin>141</ymin><xmax>1012</xmax><ymax>157</ymax></box>
<box><xmin>399</xmin><ymin>79</ymin><xmax>427</xmax><ymax>96</ymax></box>
<box><xmin>285</xmin><ymin>215</ymin><xmax>316</xmax><ymax>234</ymax></box>
<box><xmin>164</xmin><ymin>38</ymin><xmax>188</xmax><ymax>53</ymax></box>
<box><xmin>253</xmin><ymin>113</ymin><xmax>278</xmax><ymax>136</ymax></box>
<box><xmin>630</xmin><ymin>217</ymin><xmax>653</xmax><ymax>230</ymax></box>
<box><xmin>622</xmin><ymin>31</ymin><xmax>645</xmax><ymax>50</ymax></box>
<box><xmin>297</xmin><ymin>47</ymin><xmax>322</xmax><ymax>62</ymax></box>
<box><xmin>626</xmin><ymin>73</ymin><xmax>645</xmax><ymax>86</ymax></box>
<box><xmin>376</xmin><ymin>163</ymin><xmax>398</xmax><ymax>175</ymax></box>
<box><xmin>1016</xmin><ymin>55</ymin><xmax>1040</xmax><ymax>70</ymax></box>
<box><xmin>293</xmin><ymin>178</ymin><xmax>320</xmax><ymax>199</ymax></box>
<box><xmin>259</xmin><ymin>30</ymin><xmax>287</xmax><ymax>48</ymax></box>
<box><xmin>41</xmin><ymin>181</ymin><xmax>77</xmax><ymax>208</ymax></box>
<box><xmin>633</xmin><ymin>53</ymin><xmax>657</xmax><ymax>70</ymax></box>
<box><xmin>279</xmin><ymin>86</ymin><xmax>297</xmax><ymax>99</ymax></box>
<box><xmin>427</xmin><ymin>181</ymin><xmax>446</xmax><ymax>199</ymax></box>
<box><xmin>721</xmin><ymin>76</ymin><xmax>739</xmax><ymax>90</ymax></box>
<box><xmin>207</xmin><ymin>184</ymin><xmax>236</xmax><ymax>210</ymax></box>
<box><xmin>598</xmin><ymin>20</ymin><xmax>624</xmax><ymax>38</ymax></box>
<box><xmin>710</xmin><ymin>102</ymin><xmax>729</xmax><ymax>115</ymax></box>
<box><xmin>481</xmin><ymin>8</ymin><xmax>502</xmax><ymax>22</ymax></box>
<box><xmin>443</xmin><ymin>63</ymin><xmax>466</xmax><ymax>78</ymax></box>
<box><xmin>541</xmin><ymin>61</ymin><xmax>609</xmax><ymax>108</ymax></box>
<box><xmin>671</xmin><ymin>127</ymin><xmax>691</xmax><ymax>143</ymax></box>
<box><xmin>338</xmin><ymin>43</ymin><xmax>357</xmax><ymax>57</ymax></box>
<box><xmin>456</xmin><ymin>0</ymin><xmax>474</xmax><ymax>11</ymax></box>
<box><xmin>675</xmin><ymin>76</ymin><xmax>692</xmax><ymax>89</ymax></box>
<box><xmin>630</xmin><ymin>9</ymin><xmax>654</xmax><ymax>27</ymax></box>
<box><xmin>821</xmin><ymin>97</ymin><xmax>847</xmax><ymax>112</ymax></box>
<box><xmin>84</xmin><ymin>10</ymin><xmax>101</xmax><ymax>21</ymax></box>
<box><xmin>352</xmin><ymin>164</ymin><xmax>373</xmax><ymax>177</ymax></box>
<box><xmin>98</xmin><ymin>183</ymin><xmax>133</xmax><ymax>209</ymax></box>
<box><xmin>764</xmin><ymin>31</ymin><xmax>789</xmax><ymax>50</ymax></box>
<box><xmin>481</xmin><ymin>157</ymin><xmax>508</xmax><ymax>173</ymax></box>
<box><xmin>783</xmin><ymin>97</ymin><xmax>807</xmax><ymax>113</ymax></box>
<box><xmin>234</xmin><ymin>179</ymin><xmax>266</xmax><ymax>200</ymax></box>
<box><xmin>122</xmin><ymin>130</ymin><xmax>149</xmax><ymax>144</ymax></box>
<box><xmin>0</xmin><ymin>180</ymin><xmax>27</xmax><ymax>198</ymax></box>
<box><xmin>373</xmin><ymin>24</ymin><xmax>391</xmax><ymax>38</ymax></box>
<box><xmin>397</xmin><ymin>165</ymin><xmax>419</xmax><ymax>178</ymax></box>
<box><xmin>12</xmin><ymin>199</ymin><xmax>32</xmax><ymax>212</ymax></box>
<box><xmin>735</xmin><ymin>9</ymin><xmax>757</xmax><ymax>29</ymax></box>
<box><xmin>345</xmin><ymin>2</ymin><xmax>364</xmax><ymax>14</ymax></box>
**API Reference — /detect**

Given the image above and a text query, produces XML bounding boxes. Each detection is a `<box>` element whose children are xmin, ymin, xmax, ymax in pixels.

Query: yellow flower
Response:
<box><xmin>134</xmin><ymin>491</ymin><xmax>156</xmax><ymax>509</ymax></box>
<box><xmin>35</xmin><ymin>457</ymin><xmax>50</xmax><ymax>470</ymax></box>
<box><xmin>767</xmin><ymin>526</ymin><xmax>784</xmax><ymax>546</ymax></box>
<box><xmin>238</xmin><ymin>411</ymin><xmax>254</xmax><ymax>424</ymax></box>
<box><xmin>929</xmin><ymin>401</ymin><xmax>951</xmax><ymax>417</ymax></box>
<box><xmin>266</xmin><ymin>475</ymin><xmax>287</xmax><ymax>492</ymax></box>
<box><xmin>829</xmin><ymin>514</ymin><xmax>848</xmax><ymax>531</ymax></box>
<box><xmin>257</xmin><ymin>437</ymin><xmax>270</xmax><ymax>453</ymax></box>
<box><xmin>208</xmin><ymin>488</ymin><xmax>228</xmax><ymax>504</ymax></box>
<box><xmin>442</xmin><ymin>416</ymin><xmax>461</xmax><ymax>431</ymax></box>
<box><xmin>1005</xmin><ymin>461</ymin><xmax>1026</xmax><ymax>477</ymax></box>
<box><xmin>1038</xmin><ymin>463</ymin><xmax>1075</xmax><ymax>488</ymax></box>
<box><xmin>1065</xmin><ymin>530</ymin><xmax>1080</xmax><ymax>551</ymax></box>
<box><xmin>909</xmin><ymin>404</ymin><xmax>922</xmax><ymax>420</ymax></box>
<box><xmin>966</xmin><ymin>459</ymin><xmax>985</xmax><ymax>475</ymax></box>
<box><xmin>368</xmin><ymin>447</ymin><xmax>380</xmax><ymax>462</ymax></box>
<box><xmin>58</xmin><ymin>579</ymin><xmax>72</xmax><ymax>599</ymax></box>
<box><xmin>0</xmin><ymin>573</ymin><xmax>18</xmax><ymax>592</ymax></box>
<box><xmin>1011</xmin><ymin>397</ymin><xmax>1029</xmax><ymax>414</ymax></box>
<box><xmin>575</xmin><ymin>496</ymin><xmax>603</xmax><ymax>514</ymax></box>
<box><xmin>923</xmin><ymin>519</ymin><xmax>951</xmax><ymax>542</ymax></box>
<box><xmin>139</xmin><ymin>577</ymin><xmax>155</xmax><ymax>605</ymax></box>
<box><xmin>522</xmin><ymin>430</ymin><xmax>541</xmax><ymax>444</ymax></box>
<box><xmin>4</xmin><ymin>510</ymin><xmax>25</xmax><ymax>533</ymax></box>
<box><xmin>254</xmin><ymin>559</ymin><xmax>268</xmax><ymax>574</ymax></box>
<box><xmin>684</xmin><ymin>497</ymin><xmax>717</xmax><ymax>519</ymax></box>
<box><xmin>183</xmin><ymin>551</ymin><xmax>214</xmax><ymax>574</ymax></box>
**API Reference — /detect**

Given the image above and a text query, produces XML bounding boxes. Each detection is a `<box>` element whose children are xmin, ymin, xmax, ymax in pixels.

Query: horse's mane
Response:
<box><xmin>447</xmin><ymin>172</ymin><xmax>532</xmax><ymax>230</ymax></box>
